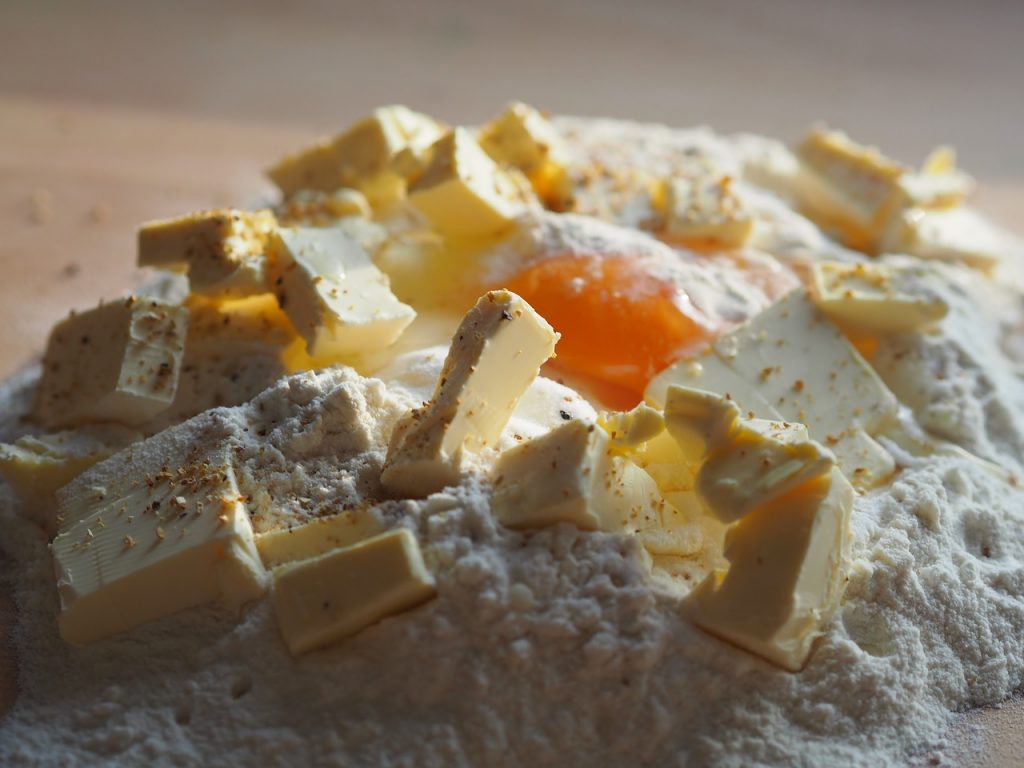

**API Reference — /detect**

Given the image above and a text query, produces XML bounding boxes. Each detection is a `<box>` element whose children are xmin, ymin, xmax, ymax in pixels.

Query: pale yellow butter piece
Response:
<box><xmin>647</xmin><ymin>354</ymin><xmax>779</xmax><ymax>421</ymax></box>
<box><xmin>332</xmin><ymin>106</ymin><xmax>443</xmax><ymax>183</ymax></box>
<box><xmin>891</xmin><ymin>207</ymin><xmax>1003</xmax><ymax>273</ymax></box>
<box><xmin>150</xmin><ymin>294</ymin><xmax>296</xmax><ymax>430</ymax></box>
<box><xmin>598</xmin><ymin>402</ymin><xmax>665</xmax><ymax>450</ymax></box>
<box><xmin>664</xmin><ymin>386</ymin><xmax>834</xmax><ymax>524</ymax></box>
<box><xmin>658</xmin><ymin>388</ymin><xmax>853</xmax><ymax>670</ymax></box>
<box><xmin>268</xmin><ymin>227</ymin><xmax>415</xmax><ymax>359</ymax></box>
<box><xmin>266</xmin><ymin>140</ymin><xmax>347</xmax><ymax>198</ymax></box>
<box><xmin>633</xmin><ymin>428</ymin><xmax>699</xmax><ymax>496</ymax></box>
<box><xmin>478</xmin><ymin>101</ymin><xmax>573</xmax><ymax>210</ymax></box>
<box><xmin>896</xmin><ymin>146</ymin><xmax>974</xmax><ymax>210</ymax></box>
<box><xmin>836</xmin><ymin>427</ymin><xmax>896</xmax><ymax>489</ymax></box>
<box><xmin>662</xmin><ymin>385</ymin><xmax>740</xmax><ymax>465</ymax></box>
<box><xmin>276</xmin><ymin>188</ymin><xmax>372</xmax><ymax>227</ymax></box>
<box><xmin>52</xmin><ymin>446</ymin><xmax>266</xmax><ymax>645</ymax></box>
<box><xmin>0</xmin><ymin>425</ymin><xmax>140</xmax><ymax>530</ymax></box>
<box><xmin>662</xmin><ymin>175</ymin><xmax>754</xmax><ymax>247</ymax></box>
<box><xmin>795</xmin><ymin>129</ymin><xmax>978</xmax><ymax>256</ymax></box>
<box><xmin>810</xmin><ymin>261</ymin><xmax>948</xmax><ymax>333</ymax></box>
<box><xmin>647</xmin><ymin>290</ymin><xmax>898</xmax><ymax>489</ymax></box>
<box><xmin>794</xmin><ymin>127</ymin><xmax>907</xmax><ymax>251</ymax></box>
<box><xmin>408</xmin><ymin>128</ymin><xmax>535</xmax><ymax>238</ymax></box>
<box><xmin>34</xmin><ymin>297</ymin><xmax>188</xmax><ymax>429</ymax></box>
<box><xmin>381</xmin><ymin>290</ymin><xmax>558</xmax><ymax>498</ymax></box>
<box><xmin>271</xmin><ymin>528</ymin><xmax>436</xmax><ymax>656</ymax></box>
<box><xmin>491</xmin><ymin>419</ymin><xmax>664</xmax><ymax>533</ymax></box>
<box><xmin>634</xmin><ymin>518</ymin><xmax>705</xmax><ymax>559</ymax></box>
<box><xmin>266</xmin><ymin>106</ymin><xmax>443</xmax><ymax>200</ymax></box>
<box><xmin>686</xmin><ymin>467</ymin><xmax>853</xmax><ymax>671</ymax></box>
<box><xmin>745</xmin><ymin>417</ymin><xmax>810</xmax><ymax>443</ymax></box>
<box><xmin>256</xmin><ymin>508</ymin><xmax>386</xmax><ymax>568</ymax></box>
<box><xmin>626</xmin><ymin>429</ymin><xmax>708</xmax><ymax>559</ymax></box>
<box><xmin>138</xmin><ymin>209</ymin><xmax>277</xmax><ymax>298</ymax></box>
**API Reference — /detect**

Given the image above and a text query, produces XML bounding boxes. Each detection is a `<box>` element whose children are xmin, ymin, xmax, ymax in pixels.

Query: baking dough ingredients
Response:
<box><xmin>2</xmin><ymin>109</ymin><xmax>1024</xmax><ymax>768</ymax></box>
<box><xmin>648</xmin><ymin>290</ymin><xmax>898</xmax><ymax>489</ymax></box>
<box><xmin>267</xmin><ymin>226</ymin><xmax>415</xmax><ymax>359</ymax></box>
<box><xmin>137</xmin><ymin>208</ymin><xmax>277</xmax><ymax>299</ymax></box>
<box><xmin>503</xmin><ymin>254</ymin><xmax>713</xmax><ymax>407</ymax></box>
<box><xmin>664</xmin><ymin>385</ymin><xmax>853</xmax><ymax>670</ymax></box>
<box><xmin>491</xmin><ymin>418</ymin><xmax>665</xmax><ymax>533</ymax></box>
<box><xmin>33</xmin><ymin>297</ymin><xmax>188</xmax><ymax>429</ymax></box>
<box><xmin>0</xmin><ymin>425</ymin><xmax>140</xmax><ymax>531</ymax></box>
<box><xmin>409</xmin><ymin>128</ymin><xmax>538</xmax><ymax>238</ymax></box>
<box><xmin>52</xmin><ymin>442</ymin><xmax>266</xmax><ymax>646</ymax></box>
<box><xmin>381</xmin><ymin>290</ymin><xmax>557</xmax><ymax>497</ymax></box>
<box><xmin>271</xmin><ymin>529</ymin><xmax>436</xmax><ymax>656</ymax></box>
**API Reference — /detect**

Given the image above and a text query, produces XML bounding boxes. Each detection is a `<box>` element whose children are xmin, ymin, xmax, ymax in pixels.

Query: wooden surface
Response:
<box><xmin>1</xmin><ymin>0</ymin><xmax>1023</xmax><ymax>762</ymax></box>
<box><xmin>2</xmin><ymin>0</ymin><xmax>1022</xmax><ymax>180</ymax></box>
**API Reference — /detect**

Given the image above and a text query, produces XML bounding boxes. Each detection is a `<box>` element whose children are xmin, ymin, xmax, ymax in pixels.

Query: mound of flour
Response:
<box><xmin>2</xmin><ymin>358</ymin><xmax>1024</xmax><ymax>766</ymax></box>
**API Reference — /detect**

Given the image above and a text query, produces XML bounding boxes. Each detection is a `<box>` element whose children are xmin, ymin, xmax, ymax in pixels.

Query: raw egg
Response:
<box><xmin>502</xmin><ymin>254</ymin><xmax>714</xmax><ymax>408</ymax></box>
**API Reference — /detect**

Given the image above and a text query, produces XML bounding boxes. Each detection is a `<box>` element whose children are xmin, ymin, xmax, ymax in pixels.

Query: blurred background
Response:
<box><xmin>3</xmin><ymin>0</ymin><xmax>1023</xmax><ymax>176</ymax></box>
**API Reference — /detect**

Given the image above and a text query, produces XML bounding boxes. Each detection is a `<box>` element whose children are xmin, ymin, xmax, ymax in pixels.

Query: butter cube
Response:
<box><xmin>712</xmin><ymin>292</ymin><xmax>896</xmax><ymax>438</ymax></box>
<box><xmin>0</xmin><ymin>425</ymin><xmax>140</xmax><ymax>530</ymax></box>
<box><xmin>34</xmin><ymin>297</ymin><xmax>188</xmax><ymax>429</ymax></box>
<box><xmin>268</xmin><ymin>227</ymin><xmax>415</xmax><ymax>359</ymax></box>
<box><xmin>836</xmin><ymin>427</ymin><xmax>896</xmax><ymax>489</ymax></box>
<box><xmin>646</xmin><ymin>290</ymin><xmax>898</xmax><ymax>489</ymax></box>
<box><xmin>505</xmin><ymin>375</ymin><xmax>599</xmax><ymax>440</ymax></box>
<box><xmin>271</xmin><ymin>529</ymin><xmax>436</xmax><ymax>655</ymax></box>
<box><xmin>266</xmin><ymin>140</ymin><xmax>348</xmax><ymax>197</ymax></box>
<box><xmin>256</xmin><ymin>508</ymin><xmax>386</xmax><ymax>568</ymax></box>
<box><xmin>276</xmin><ymin>188</ymin><xmax>372</xmax><ymax>227</ymax></box>
<box><xmin>897</xmin><ymin>146</ymin><xmax>974</xmax><ymax>210</ymax></box>
<box><xmin>266</xmin><ymin>106</ymin><xmax>443</xmax><ymax>199</ymax></box>
<box><xmin>686</xmin><ymin>467</ymin><xmax>853</xmax><ymax>671</ymax></box>
<box><xmin>492</xmin><ymin>419</ymin><xmax>664</xmax><ymax>532</ymax></box>
<box><xmin>662</xmin><ymin>385</ymin><xmax>742</xmax><ymax>465</ymax></box>
<box><xmin>598</xmin><ymin>402</ymin><xmax>665</xmax><ymax>450</ymax></box>
<box><xmin>52</xmin><ymin>444</ymin><xmax>267</xmax><ymax>645</ymax></box>
<box><xmin>794</xmin><ymin>127</ymin><xmax>907</xmax><ymax>250</ymax></box>
<box><xmin>655</xmin><ymin>386</ymin><xmax>854</xmax><ymax>670</ymax></box>
<box><xmin>810</xmin><ymin>261</ymin><xmax>948</xmax><ymax>333</ymax></box>
<box><xmin>138</xmin><ymin>209</ymin><xmax>277</xmax><ymax>298</ymax></box>
<box><xmin>796</xmin><ymin>128</ymin><xmax>980</xmax><ymax>256</ymax></box>
<box><xmin>381</xmin><ymin>290</ymin><xmax>558</xmax><ymax>497</ymax></box>
<box><xmin>478</xmin><ymin>102</ymin><xmax>573</xmax><ymax>210</ymax></box>
<box><xmin>890</xmin><ymin>207</ymin><xmax>1004</xmax><ymax>273</ymax></box>
<box><xmin>333</xmin><ymin>105</ymin><xmax>442</xmax><ymax>182</ymax></box>
<box><xmin>662</xmin><ymin>175</ymin><xmax>754</xmax><ymax>247</ymax></box>
<box><xmin>408</xmin><ymin>128</ymin><xmax>536</xmax><ymax>238</ymax></box>
<box><xmin>148</xmin><ymin>294</ymin><xmax>295</xmax><ymax>430</ymax></box>
<box><xmin>664</xmin><ymin>386</ymin><xmax>834</xmax><ymax>524</ymax></box>
<box><xmin>647</xmin><ymin>355</ymin><xmax>779</xmax><ymax>423</ymax></box>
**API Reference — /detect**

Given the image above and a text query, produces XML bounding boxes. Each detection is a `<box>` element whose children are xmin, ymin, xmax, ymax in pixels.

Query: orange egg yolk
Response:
<box><xmin>502</xmin><ymin>254</ymin><xmax>714</xmax><ymax>408</ymax></box>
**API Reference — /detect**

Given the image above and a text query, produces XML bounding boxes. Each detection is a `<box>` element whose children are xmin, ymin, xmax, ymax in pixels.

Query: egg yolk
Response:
<box><xmin>502</xmin><ymin>254</ymin><xmax>714</xmax><ymax>408</ymax></box>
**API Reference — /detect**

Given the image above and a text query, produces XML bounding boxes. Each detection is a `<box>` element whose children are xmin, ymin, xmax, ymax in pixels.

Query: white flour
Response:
<box><xmin>2</xmin><ymin>118</ymin><xmax>1024</xmax><ymax>766</ymax></box>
